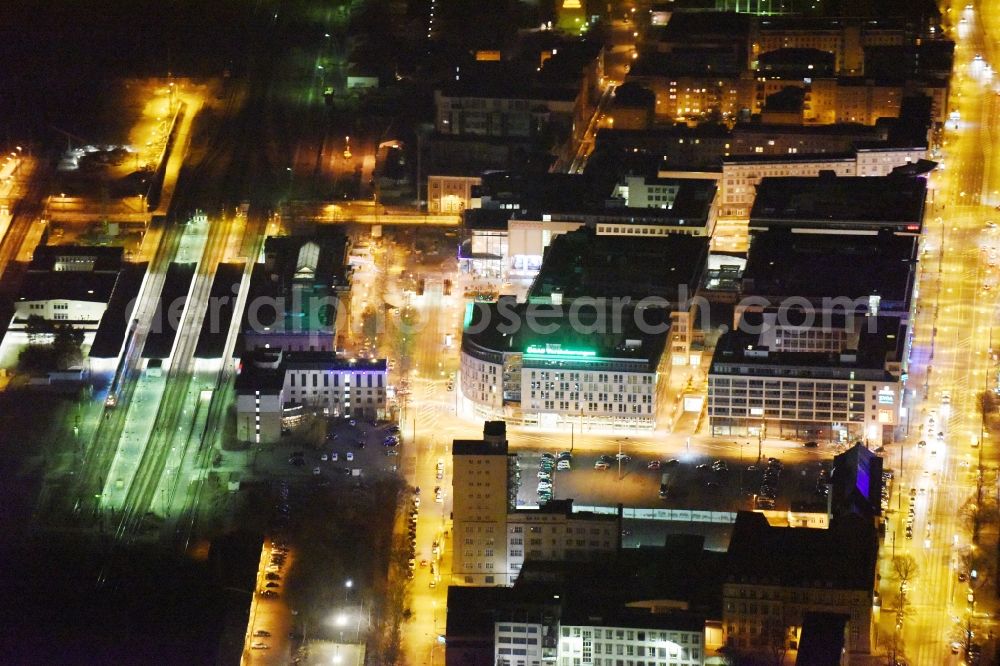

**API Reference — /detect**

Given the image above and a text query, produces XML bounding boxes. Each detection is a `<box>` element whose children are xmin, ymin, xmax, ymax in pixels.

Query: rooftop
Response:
<box><xmin>27</xmin><ymin>244</ymin><xmax>123</xmax><ymax>273</ymax></box>
<box><xmin>18</xmin><ymin>271</ymin><xmax>119</xmax><ymax>304</ymax></box>
<box><xmin>462</xmin><ymin>298</ymin><xmax>671</xmax><ymax>371</ymax></box>
<box><xmin>235</xmin><ymin>351</ymin><xmax>386</xmax><ymax>395</ymax></box>
<box><xmin>453</xmin><ymin>438</ymin><xmax>510</xmax><ymax>457</ymax></box>
<box><xmin>89</xmin><ymin>263</ymin><xmax>147</xmax><ymax>358</ymax></box>
<box><xmin>758</xmin><ymin>48</ymin><xmax>836</xmax><ymax>76</ymax></box>
<box><xmin>261</xmin><ymin>231</ymin><xmax>350</xmax><ymax>290</ymax></box>
<box><xmin>830</xmin><ymin>443</ymin><xmax>885</xmax><ymax>520</ymax></box>
<box><xmin>749</xmin><ymin>173</ymin><xmax>926</xmax><ymax>229</ymax></box>
<box><xmin>437</xmin><ymin>61</ymin><xmax>580</xmax><ymax>101</ymax></box>
<box><xmin>711</xmin><ymin>314</ymin><xmax>906</xmax><ymax>376</ymax></box>
<box><xmin>528</xmin><ymin>226</ymin><xmax>708</xmax><ymax>302</ymax></box>
<box><xmin>726</xmin><ymin>511</ymin><xmax>878</xmax><ymax>590</ymax></box>
<box><xmin>742</xmin><ymin>229</ymin><xmax>917</xmax><ymax>305</ymax></box>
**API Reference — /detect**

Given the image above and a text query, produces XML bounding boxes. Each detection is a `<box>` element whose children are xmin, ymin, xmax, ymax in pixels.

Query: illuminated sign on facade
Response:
<box><xmin>524</xmin><ymin>344</ymin><xmax>596</xmax><ymax>358</ymax></box>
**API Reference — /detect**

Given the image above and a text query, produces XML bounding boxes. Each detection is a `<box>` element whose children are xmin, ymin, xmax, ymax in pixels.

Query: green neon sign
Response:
<box><xmin>463</xmin><ymin>302</ymin><xmax>474</xmax><ymax>329</ymax></box>
<box><xmin>524</xmin><ymin>344</ymin><xmax>596</xmax><ymax>358</ymax></box>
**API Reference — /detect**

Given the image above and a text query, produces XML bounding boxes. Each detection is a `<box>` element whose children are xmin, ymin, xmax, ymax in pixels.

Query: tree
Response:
<box><xmin>51</xmin><ymin>324</ymin><xmax>84</xmax><ymax>369</ymax></box>
<box><xmin>24</xmin><ymin>314</ymin><xmax>52</xmax><ymax>344</ymax></box>
<box><xmin>891</xmin><ymin>554</ymin><xmax>919</xmax><ymax>639</ymax></box>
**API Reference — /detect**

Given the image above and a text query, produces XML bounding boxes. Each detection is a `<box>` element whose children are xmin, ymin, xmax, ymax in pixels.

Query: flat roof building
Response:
<box><xmin>708</xmin><ymin>313</ymin><xmax>907</xmax><ymax>445</ymax></box>
<box><xmin>738</xmin><ymin>229</ymin><xmax>918</xmax><ymax>324</ymax></box>
<box><xmin>11</xmin><ymin>245</ymin><xmax>126</xmax><ymax>332</ymax></box>
<box><xmin>461</xmin><ymin>299</ymin><xmax>672</xmax><ymax>430</ymax></box>
<box><xmin>452</xmin><ymin>423</ymin><xmax>619</xmax><ymax>586</ymax></box>
<box><xmin>749</xmin><ymin>172</ymin><xmax>927</xmax><ymax>234</ymax></box>
<box><xmin>235</xmin><ymin>350</ymin><xmax>386</xmax><ymax>444</ymax></box>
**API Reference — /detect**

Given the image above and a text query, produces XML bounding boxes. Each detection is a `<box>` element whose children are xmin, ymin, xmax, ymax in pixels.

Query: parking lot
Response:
<box><xmin>253</xmin><ymin>418</ymin><xmax>402</xmax><ymax>482</ymax></box>
<box><xmin>514</xmin><ymin>449</ymin><xmax>837</xmax><ymax>513</ymax></box>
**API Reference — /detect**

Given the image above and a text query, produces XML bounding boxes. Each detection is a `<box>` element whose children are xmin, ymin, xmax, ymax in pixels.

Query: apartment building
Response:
<box><xmin>235</xmin><ymin>350</ymin><xmax>387</xmax><ymax>444</ymax></box>
<box><xmin>506</xmin><ymin>501</ymin><xmax>619</xmax><ymax>580</ymax></box>
<box><xmin>453</xmin><ymin>423</ymin><xmax>514</xmax><ymax>586</ymax></box>
<box><xmin>753</xmin><ymin>17</ymin><xmax>906</xmax><ymax>75</ymax></box>
<box><xmin>452</xmin><ymin>423</ymin><xmax>618</xmax><ymax>586</ymax></box>
<box><xmin>718</xmin><ymin>144</ymin><xmax>926</xmax><ymax>217</ymax></box>
<box><xmin>723</xmin><ymin>512</ymin><xmax>879</xmax><ymax>657</ymax></box>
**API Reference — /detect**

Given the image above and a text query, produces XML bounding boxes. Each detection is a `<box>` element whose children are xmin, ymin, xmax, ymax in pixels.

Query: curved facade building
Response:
<box><xmin>460</xmin><ymin>300</ymin><xmax>671</xmax><ymax>430</ymax></box>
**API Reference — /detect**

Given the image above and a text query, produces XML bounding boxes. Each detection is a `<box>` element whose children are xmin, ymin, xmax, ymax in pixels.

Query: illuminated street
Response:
<box><xmin>875</xmin><ymin>2</ymin><xmax>1000</xmax><ymax>663</ymax></box>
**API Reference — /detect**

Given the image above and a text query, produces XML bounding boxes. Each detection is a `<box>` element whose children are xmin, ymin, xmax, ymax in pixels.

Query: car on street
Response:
<box><xmin>594</xmin><ymin>460</ymin><xmax>610</xmax><ymax>470</ymax></box>
<box><xmin>346</xmin><ymin>451</ymin><xmax>354</xmax><ymax>462</ymax></box>
<box><xmin>804</xmin><ymin>441</ymin><xmax>818</xmax><ymax>448</ymax></box>
<box><xmin>648</xmin><ymin>460</ymin><xmax>661</xmax><ymax>470</ymax></box>
<box><xmin>556</xmin><ymin>460</ymin><xmax>571</xmax><ymax>471</ymax></box>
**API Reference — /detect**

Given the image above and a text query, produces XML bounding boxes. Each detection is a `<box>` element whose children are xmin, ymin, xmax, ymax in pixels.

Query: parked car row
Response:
<box><xmin>755</xmin><ymin>458</ymin><xmax>783</xmax><ymax>509</ymax></box>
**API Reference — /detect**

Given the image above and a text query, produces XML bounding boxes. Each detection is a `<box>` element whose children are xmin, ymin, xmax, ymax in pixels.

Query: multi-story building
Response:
<box><xmin>447</xmin><ymin>536</ymin><xmax>725</xmax><ymax>665</ymax></box>
<box><xmin>738</xmin><ymin>229</ymin><xmax>918</xmax><ymax>325</ymax></box>
<box><xmin>461</xmin><ymin>226</ymin><xmax>709</xmax><ymax>428</ymax></box>
<box><xmin>749</xmin><ymin>172</ymin><xmax>928</xmax><ymax>234</ymax></box>
<box><xmin>427</xmin><ymin>173</ymin><xmax>482</xmax><ymax>213</ymax></box>
<box><xmin>528</xmin><ymin>227</ymin><xmax>708</xmax><ymax>362</ymax></box>
<box><xmin>723</xmin><ymin>511</ymin><xmax>879</xmax><ymax>658</ymax></box>
<box><xmin>709</xmin><ymin>229</ymin><xmax>915</xmax><ymax>445</ymax></box>
<box><xmin>453</xmin><ymin>423</ymin><xmax>514</xmax><ymax>586</ymax></box>
<box><xmin>708</xmin><ymin>312</ymin><xmax>906</xmax><ymax>444</ymax></box>
<box><xmin>718</xmin><ymin>143</ymin><xmax>926</xmax><ymax>218</ymax></box>
<box><xmin>593</xmin><ymin>122</ymin><xmax>893</xmax><ymax>173</ymax></box>
<box><xmin>461</xmin><ymin>300</ymin><xmax>671</xmax><ymax>429</ymax></box>
<box><xmin>506</xmin><ymin>501</ymin><xmax>619</xmax><ymax>581</ymax></box>
<box><xmin>552</xmin><ymin>611</ymin><xmax>706</xmax><ymax>666</ymax></box>
<box><xmin>235</xmin><ymin>350</ymin><xmax>386</xmax><ymax>444</ymax></box>
<box><xmin>753</xmin><ymin>17</ymin><xmax>907</xmax><ymax>75</ymax></box>
<box><xmin>10</xmin><ymin>245</ymin><xmax>126</xmax><ymax>331</ymax></box>
<box><xmin>460</xmin><ymin>173</ymin><xmax>718</xmax><ymax>280</ymax></box>
<box><xmin>240</xmin><ymin>232</ymin><xmax>352</xmax><ymax>353</ymax></box>
<box><xmin>452</xmin><ymin>422</ymin><xmax>619</xmax><ymax>586</ymax></box>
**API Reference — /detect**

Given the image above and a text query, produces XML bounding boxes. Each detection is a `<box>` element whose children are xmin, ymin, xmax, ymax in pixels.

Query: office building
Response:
<box><xmin>235</xmin><ymin>350</ymin><xmax>386</xmax><ymax>444</ymax></box>
<box><xmin>447</xmin><ymin>536</ymin><xmax>726</xmax><ymax>665</ymax></box>
<box><xmin>459</xmin><ymin>172</ymin><xmax>717</xmax><ymax>280</ymax></box>
<box><xmin>708</xmin><ymin>313</ymin><xmax>906</xmax><ymax>445</ymax></box>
